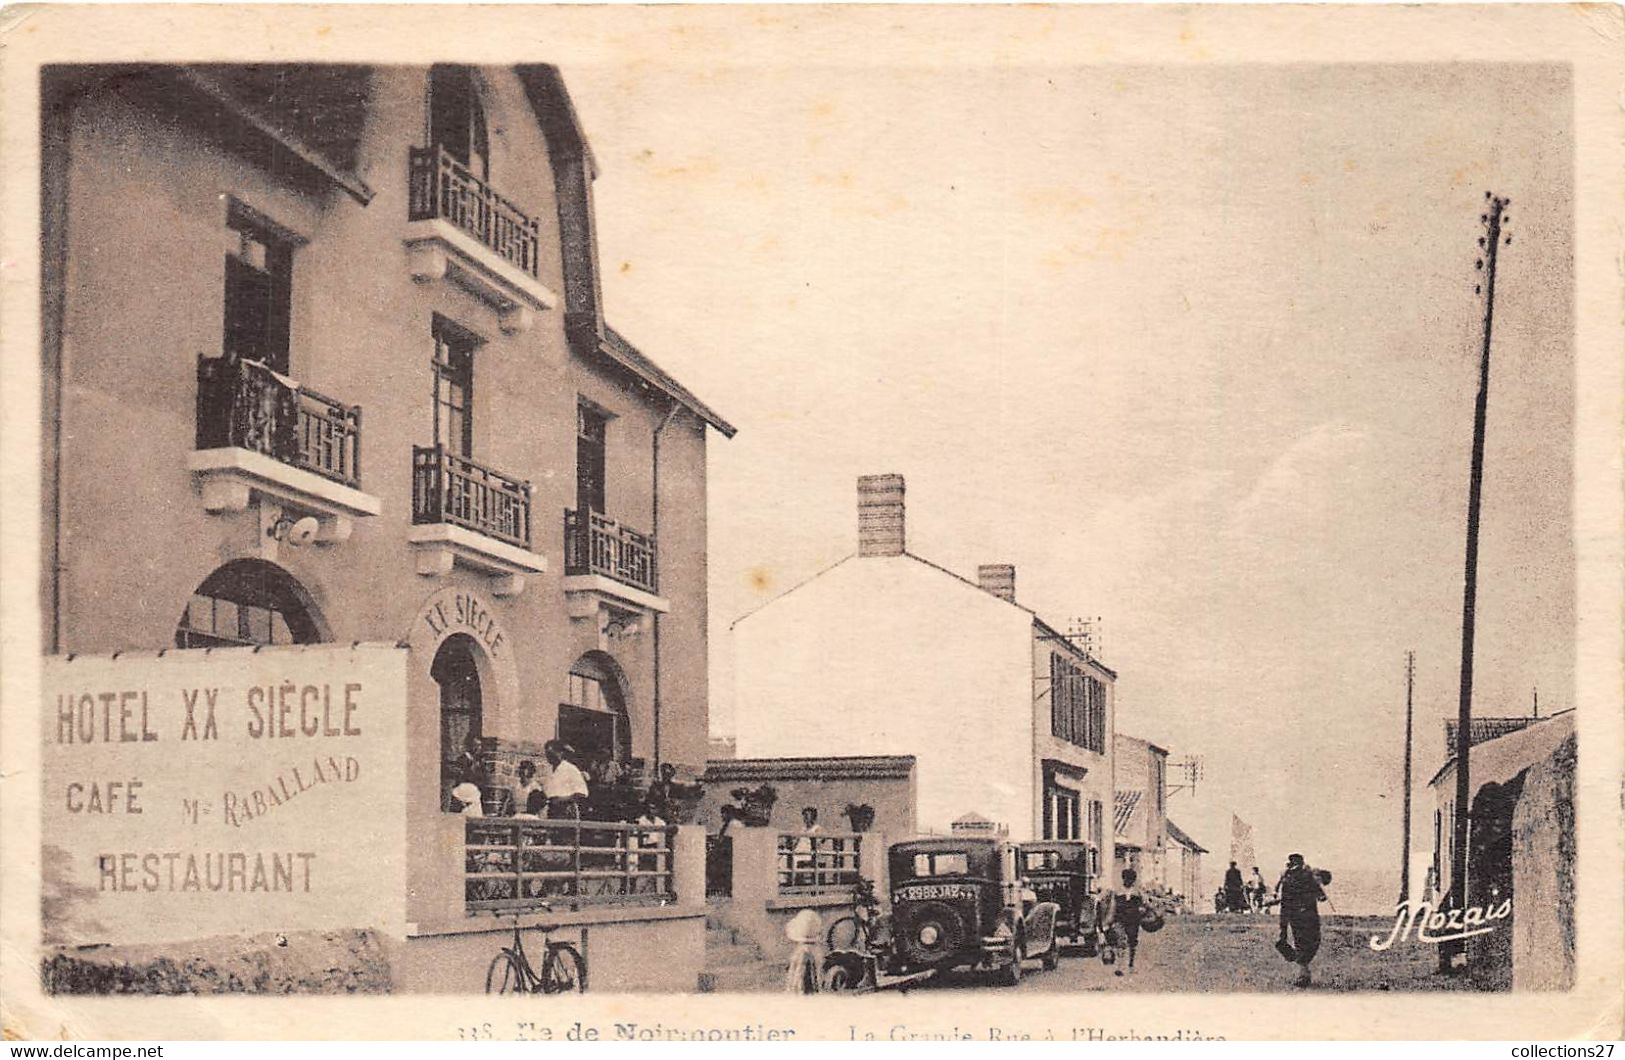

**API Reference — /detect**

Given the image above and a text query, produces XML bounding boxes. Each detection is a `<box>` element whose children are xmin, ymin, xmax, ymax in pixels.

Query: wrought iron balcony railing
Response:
<box><xmin>412</xmin><ymin>445</ymin><xmax>532</xmax><ymax>550</ymax></box>
<box><xmin>407</xmin><ymin>145</ymin><xmax>541</xmax><ymax>279</ymax></box>
<box><xmin>564</xmin><ymin>508</ymin><xmax>658</xmax><ymax>596</ymax></box>
<box><xmin>196</xmin><ymin>355</ymin><xmax>363</xmax><ymax>489</ymax></box>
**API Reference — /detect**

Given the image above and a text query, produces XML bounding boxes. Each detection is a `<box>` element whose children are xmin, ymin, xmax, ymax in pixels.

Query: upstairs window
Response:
<box><xmin>576</xmin><ymin>403</ymin><xmax>608</xmax><ymax>515</ymax></box>
<box><xmin>1053</xmin><ymin>656</ymin><xmax>1105</xmax><ymax>757</ymax></box>
<box><xmin>428</xmin><ymin>64</ymin><xmax>489</xmax><ymax>181</ymax></box>
<box><xmin>1050</xmin><ymin>655</ymin><xmax>1105</xmax><ymax>753</ymax></box>
<box><xmin>223</xmin><ymin>203</ymin><xmax>295</xmax><ymax>374</ymax></box>
<box><xmin>432</xmin><ymin>316</ymin><xmax>478</xmax><ymax>457</ymax></box>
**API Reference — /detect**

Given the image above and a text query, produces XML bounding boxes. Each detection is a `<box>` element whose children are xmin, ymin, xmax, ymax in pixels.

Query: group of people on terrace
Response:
<box><xmin>447</xmin><ymin>735</ymin><xmax>685</xmax><ymax>827</ymax></box>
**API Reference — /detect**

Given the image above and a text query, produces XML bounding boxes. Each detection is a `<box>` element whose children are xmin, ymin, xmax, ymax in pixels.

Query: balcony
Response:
<box><xmin>189</xmin><ymin>355</ymin><xmax>380</xmax><ymax>544</ymax></box>
<box><xmin>404</xmin><ymin>145</ymin><xmax>558</xmax><ymax>334</ymax></box>
<box><xmin>409</xmin><ymin>444</ymin><xmax>545</xmax><ymax>596</ymax></box>
<box><xmin>563</xmin><ymin>508</ymin><xmax>668</xmax><ymax>622</ymax></box>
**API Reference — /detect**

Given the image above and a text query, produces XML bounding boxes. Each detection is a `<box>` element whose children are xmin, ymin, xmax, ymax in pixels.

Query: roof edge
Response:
<box><xmin>599</xmin><ymin>325</ymin><xmax>736</xmax><ymax>437</ymax></box>
<box><xmin>514</xmin><ymin>64</ymin><xmax>599</xmax><ymax>178</ymax></box>
<box><xmin>703</xmin><ymin>755</ymin><xmax>917</xmax><ymax>782</ymax></box>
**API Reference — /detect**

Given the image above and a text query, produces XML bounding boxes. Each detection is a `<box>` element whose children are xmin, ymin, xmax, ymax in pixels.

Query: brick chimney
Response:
<box><xmin>857</xmin><ymin>474</ymin><xmax>906</xmax><ymax>557</ymax></box>
<box><xmin>977</xmin><ymin>564</ymin><xmax>1016</xmax><ymax>603</ymax></box>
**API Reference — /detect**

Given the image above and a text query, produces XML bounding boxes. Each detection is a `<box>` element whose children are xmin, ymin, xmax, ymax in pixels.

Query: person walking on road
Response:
<box><xmin>1223</xmin><ymin>861</ymin><xmax>1246</xmax><ymax>914</ymax></box>
<box><xmin>1275</xmin><ymin>853</ymin><xmax>1330</xmax><ymax>986</ymax></box>
<box><xmin>1249</xmin><ymin>866</ymin><xmax>1269</xmax><ymax>912</ymax></box>
<box><xmin>1097</xmin><ymin>868</ymin><xmax>1149</xmax><ymax>976</ymax></box>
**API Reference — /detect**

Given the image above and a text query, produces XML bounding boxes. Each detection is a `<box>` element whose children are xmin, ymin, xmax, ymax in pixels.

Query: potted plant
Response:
<box><xmin>842</xmin><ymin>803</ymin><xmax>876</xmax><ymax>834</ymax></box>
<box><xmin>719</xmin><ymin>784</ymin><xmax>778</xmax><ymax>833</ymax></box>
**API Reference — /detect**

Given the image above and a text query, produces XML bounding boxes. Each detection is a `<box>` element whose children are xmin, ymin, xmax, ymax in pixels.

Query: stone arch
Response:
<box><xmin>563</xmin><ymin>648</ymin><xmax>633</xmax><ymax>765</ymax></box>
<box><xmin>174</xmin><ymin>557</ymin><xmax>330</xmax><ymax>647</ymax></box>
<box><xmin>405</xmin><ymin>587</ymin><xmax>522</xmax><ymax>815</ymax></box>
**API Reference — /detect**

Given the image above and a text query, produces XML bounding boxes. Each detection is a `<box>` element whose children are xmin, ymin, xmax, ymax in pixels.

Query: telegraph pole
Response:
<box><xmin>1444</xmin><ymin>191</ymin><xmax>1511</xmax><ymax>972</ymax></box>
<box><xmin>1399</xmin><ymin>650</ymin><xmax>1415</xmax><ymax>908</ymax></box>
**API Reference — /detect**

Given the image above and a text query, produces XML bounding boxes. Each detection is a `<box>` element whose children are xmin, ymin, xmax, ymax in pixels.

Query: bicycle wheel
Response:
<box><xmin>486</xmin><ymin>950</ymin><xmax>527</xmax><ymax>994</ymax></box>
<box><xmin>541</xmin><ymin>943</ymin><xmax>587</xmax><ymax>994</ymax></box>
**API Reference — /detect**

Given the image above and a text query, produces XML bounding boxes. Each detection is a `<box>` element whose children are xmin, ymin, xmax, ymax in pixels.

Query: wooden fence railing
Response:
<box><xmin>465</xmin><ymin>817</ymin><xmax>675</xmax><ymax>913</ymax></box>
<box><xmin>775</xmin><ymin>832</ymin><xmax>863</xmax><ymax>898</ymax></box>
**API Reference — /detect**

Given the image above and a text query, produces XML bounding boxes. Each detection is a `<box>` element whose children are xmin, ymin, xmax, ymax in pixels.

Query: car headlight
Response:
<box><xmin>919</xmin><ymin>925</ymin><xmax>940</xmax><ymax>946</ymax></box>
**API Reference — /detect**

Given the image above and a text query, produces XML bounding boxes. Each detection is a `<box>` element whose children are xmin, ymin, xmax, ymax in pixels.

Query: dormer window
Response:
<box><xmin>429</xmin><ymin>64</ymin><xmax>489</xmax><ymax>182</ymax></box>
<box><xmin>405</xmin><ymin>65</ymin><xmax>556</xmax><ymax>328</ymax></box>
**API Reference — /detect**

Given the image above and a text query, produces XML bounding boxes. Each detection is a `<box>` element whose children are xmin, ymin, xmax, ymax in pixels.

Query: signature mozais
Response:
<box><xmin>1368</xmin><ymin>898</ymin><xmax>1513</xmax><ymax>950</ymax></box>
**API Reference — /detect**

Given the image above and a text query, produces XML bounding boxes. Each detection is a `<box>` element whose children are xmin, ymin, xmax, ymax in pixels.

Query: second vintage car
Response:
<box><xmin>1016</xmin><ymin>840</ymin><xmax>1099</xmax><ymax>952</ymax></box>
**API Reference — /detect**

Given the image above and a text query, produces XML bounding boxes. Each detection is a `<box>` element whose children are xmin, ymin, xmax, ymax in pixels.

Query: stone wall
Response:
<box><xmin>1510</xmin><ymin>734</ymin><xmax>1576</xmax><ymax>990</ymax></box>
<box><xmin>42</xmin><ymin>929</ymin><xmax>391</xmax><ymax>994</ymax></box>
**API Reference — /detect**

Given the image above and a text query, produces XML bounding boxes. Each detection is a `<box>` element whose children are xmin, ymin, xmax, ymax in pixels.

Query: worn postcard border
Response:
<box><xmin>1</xmin><ymin>3</ymin><xmax>1621</xmax><ymax>1042</ymax></box>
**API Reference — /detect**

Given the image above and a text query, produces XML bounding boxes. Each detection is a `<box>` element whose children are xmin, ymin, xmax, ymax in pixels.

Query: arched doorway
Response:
<box><xmin>434</xmin><ymin>633</ymin><xmax>483</xmax><ymax>812</ymax></box>
<box><xmin>175</xmin><ymin>558</ymin><xmax>323</xmax><ymax>647</ymax></box>
<box><xmin>561</xmin><ymin>651</ymin><xmax>631</xmax><ymax>775</ymax></box>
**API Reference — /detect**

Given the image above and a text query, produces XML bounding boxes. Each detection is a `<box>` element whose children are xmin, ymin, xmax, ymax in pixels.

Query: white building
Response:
<box><xmin>1166</xmin><ymin>818</ymin><xmax>1207</xmax><ymax>905</ymax></box>
<box><xmin>1113</xmin><ymin>734</ymin><xmax>1170</xmax><ymax>890</ymax></box>
<box><xmin>732</xmin><ymin>474</ymin><xmax>1115</xmax><ymax>859</ymax></box>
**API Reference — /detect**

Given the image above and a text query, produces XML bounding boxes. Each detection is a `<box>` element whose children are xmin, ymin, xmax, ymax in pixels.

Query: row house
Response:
<box><xmin>41</xmin><ymin>62</ymin><xmax>733</xmax><ymax>990</ymax></box>
<box><xmin>1165</xmin><ymin>818</ymin><xmax>1208</xmax><ymax>906</ymax></box>
<box><xmin>731</xmin><ymin>474</ymin><xmax>1115</xmax><ymax>865</ymax></box>
<box><xmin>1112</xmin><ymin>734</ymin><xmax>1170</xmax><ymax>891</ymax></box>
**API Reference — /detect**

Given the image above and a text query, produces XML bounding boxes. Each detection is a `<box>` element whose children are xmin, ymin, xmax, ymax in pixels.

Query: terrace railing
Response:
<box><xmin>408</xmin><ymin>145</ymin><xmax>541</xmax><ymax>279</ymax></box>
<box><xmin>564</xmin><ymin>508</ymin><xmax>658</xmax><ymax>595</ymax></box>
<box><xmin>412</xmin><ymin>445</ymin><xmax>532</xmax><ymax>550</ymax></box>
<box><xmin>776</xmin><ymin>832</ymin><xmax>863</xmax><ymax>898</ymax></box>
<box><xmin>196</xmin><ymin>355</ymin><xmax>362</xmax><ymax>489</ymax></box>
<box><xmin>464</xmin><ymin>817</ymin><xmax>676</xmax><ymax>913</ymax></box>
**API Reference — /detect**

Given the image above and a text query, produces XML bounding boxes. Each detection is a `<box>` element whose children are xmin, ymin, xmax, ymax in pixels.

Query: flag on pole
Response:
<box><xmin>1231</xmin><ymin>814</ymin><xmax>1256</xmax><ymax>869</ymax></box>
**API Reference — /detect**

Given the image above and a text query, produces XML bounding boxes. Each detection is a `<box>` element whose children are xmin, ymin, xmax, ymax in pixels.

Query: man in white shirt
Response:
<box><xmin>543</xmin><ymin>740</ymin><xmax>589</xmax><ymax>819</ymax></box>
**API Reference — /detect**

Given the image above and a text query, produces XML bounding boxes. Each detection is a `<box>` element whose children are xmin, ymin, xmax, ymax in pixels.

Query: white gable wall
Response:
<box><xmin>732</xmin><ymin>555</ymin><xmax>1035</xmax><ymax>836</ymax></box>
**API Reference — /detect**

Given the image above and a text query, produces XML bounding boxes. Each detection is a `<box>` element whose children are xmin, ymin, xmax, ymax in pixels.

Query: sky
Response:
<box><xmin>561</xmin><ymin>59</ymin><xmax>1574</xmax><ymax>884</ymax></box>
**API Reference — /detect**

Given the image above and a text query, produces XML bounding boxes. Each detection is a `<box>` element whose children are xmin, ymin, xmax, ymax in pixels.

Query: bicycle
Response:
<box><xmin>824</xmin><ymin>877</ymin><xmax>883</xmax><ymax>953</ymax></box>
<box><xmin>484</xmin><ymin>906</ymin><xmax>587</xmax><ymax>994</ymax></box>
<box><xmin>822</xmin><ymin>879</ymin><xmax>887</xmax><ymax>992</ymax></box>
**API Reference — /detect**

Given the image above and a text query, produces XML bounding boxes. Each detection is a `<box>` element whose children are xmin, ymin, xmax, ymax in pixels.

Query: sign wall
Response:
<box><xmin>42</xmin><ymin>644</ymin><xmax>408</xmax><ymax>946</ymax></box>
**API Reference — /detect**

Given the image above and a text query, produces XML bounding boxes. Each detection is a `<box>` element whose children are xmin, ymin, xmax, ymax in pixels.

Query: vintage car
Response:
<box><xmin>877</xmin><ymin>837</ymin><xmax>1060</xmax><ymax>986</ymax></box>
<box><xmin>1016</xmin><ymin>841</ymin><xmax>1098</xmax><ymax>950</ymax></box>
